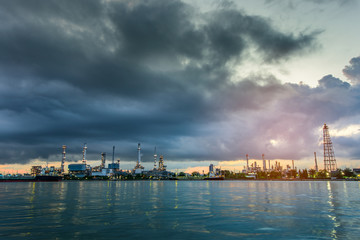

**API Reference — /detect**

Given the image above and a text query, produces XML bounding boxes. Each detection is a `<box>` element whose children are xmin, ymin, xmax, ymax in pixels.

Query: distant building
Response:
<box><xmin>68</xmin><ymin>164</ymin><xmax>86</xmax><ymax>171</ymax></box>
<box><xmin>91</xmin><ymin>168</ymin><xmax>110</xmax><ymax>177</ymax></box>
<box><xmin>41</xmin><ymin>166</ymin><xmax>60</xmax><ymax>176</ymax></box>
<box><xmin>208</xmin><ymin>164</ymin><xmax>221</xmax><ymax>177</ymax></box>
<box><xmin>209</xmin><ymin>164</ymin><xmax>214</xmax><ymax>174</ymax></box>
<box><xmin>157</xmin><ymin>155</ymin><xmax>166</xmax><ymax>171</ymax></box>
<box><xmin>31</xmin><ymin>166</ymin><xmax>42</xmax><ymax>176</ymax></box>
<box><xmin>108</xmin><ymin>163</ymin><xmax>120</xmax><ymax>169</ymax></box>
<box><xmin>68</xmin><ymin>163</ymin><xmax>88</xmax><ymax>177</ymax></box>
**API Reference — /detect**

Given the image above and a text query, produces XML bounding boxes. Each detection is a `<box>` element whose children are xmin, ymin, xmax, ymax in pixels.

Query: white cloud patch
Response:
<box><xmin>330</xmin><ymin>124</ymin><xmax>360</xmax><ymax>137</ymax></box>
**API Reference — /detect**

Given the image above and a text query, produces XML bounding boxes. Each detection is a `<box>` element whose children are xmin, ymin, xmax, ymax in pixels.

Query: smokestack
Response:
<box><xmin>292</xmin><ymin>160</ymin><xmax>294</xmax><ymax>170</ymax></box>
<box><xmin>137</xmin><ymin>143</ymin><xmax>141</xmax><ymax>165</ymax></box>
<box><xmin>112</xmin><ymin>146</ymin><xmax>115</xmax><ymax>164</ymax></box>
<box><xmin>246</xmin><ymin>154</ymin><xmax>249</xmax><ymax>172</ymax></box>
<box><xmin>61</xmin><ymin>145</ymin><xmax>66</xmax><ymax>173</ymax></box>
<box><xmin>314</xmin><ymin>152</ymin><xmax>318</xmax><ymax>172</ymax></box>
<box><xmin>262</xmin><ymin>154</ymin><xmax>266</xmax><ymax>171</ymax></box>
<box><xmin>82</xmin><ymin>143</ymin><xmax>87</xmax><ymax>164</ymax></box>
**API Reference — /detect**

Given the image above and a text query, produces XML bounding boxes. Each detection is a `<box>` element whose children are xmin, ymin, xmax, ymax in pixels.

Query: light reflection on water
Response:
<box><xmin>1</xmin><ymin>181</ymin><xmax>360</xmax><ymax>239</ymax></box>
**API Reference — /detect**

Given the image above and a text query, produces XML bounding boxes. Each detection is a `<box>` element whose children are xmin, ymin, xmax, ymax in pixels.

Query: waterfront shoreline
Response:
<box><xmin>2</xmin><ymin>178</ymin><xmax>356</xmax><ymax>182</ymax></box>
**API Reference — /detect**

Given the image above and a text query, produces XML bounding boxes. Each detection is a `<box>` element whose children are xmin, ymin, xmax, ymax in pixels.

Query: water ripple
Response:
<box><xmin>1</xmin><ymin>181</ymin><xmax>360</xmax><ymax>239</ymax></box>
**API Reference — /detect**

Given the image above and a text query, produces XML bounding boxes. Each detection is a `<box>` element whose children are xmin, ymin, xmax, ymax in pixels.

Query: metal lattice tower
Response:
<box><xmin>153</xmin><ymin>147</ymin><xmax>157</xmax><ymax>170</ymax></box>
<box><xmin>323</xmin><ymin>124</ymin><xmax>337</xmax><ymax>172</ymax></box>
<box><xmin>101</xmin><ymin>152</ymin><xmax>106</xmax><ymax>169</ymax></box>
<box><xmin>82</xmin><ymin>143</ymin><xmax>87</xmax><ymax>164</ymax></box>
<box><xmin>137</xmin><ymin>143</ymin><xmax>141</xmax><ymax>165</ymax></box>
<box><xmin>61</xmin><ymin>145</ymin><xmax>66</xmax><ymax>173</ymax></box>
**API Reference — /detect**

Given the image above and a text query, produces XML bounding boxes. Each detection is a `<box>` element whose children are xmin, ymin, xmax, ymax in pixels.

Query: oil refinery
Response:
<box><xmin>65</xmin><ymin>142</ymin><xmax>174</xmax><ymax>180</ymax></box>
<box><xmin>1</xmin><ymin>124</ymin><xmax>360</xmax><ymax>181</ymax></box>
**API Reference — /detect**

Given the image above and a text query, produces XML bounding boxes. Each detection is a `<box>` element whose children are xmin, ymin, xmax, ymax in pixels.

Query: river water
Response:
<box><xmin>0</xmin><ymin>181</ymin><xmax>359</xmax><ymax>239</ymax></box>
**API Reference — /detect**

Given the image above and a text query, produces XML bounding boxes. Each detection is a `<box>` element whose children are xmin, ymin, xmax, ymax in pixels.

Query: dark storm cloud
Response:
<box><xmin>318</xmin><ymin>74</ymin><xmax>350</xmax><ymax>89</ymax></box>
<box><xmin>306</xmin><ymin>0</ymin><xmax>355</xmax><ymax>5</ymax></box>
<box><xmin>203</xmin><ymin>9</ymin><xmax>319</xmax><ymax>65</ymax></box>
<box><xmin>336</xmin><ymin>136</ymin><xmax>360</xmax><ymax>160</ymax></box>
<box><xmin>108</xmin><ymin>1</ymin><xmax>205</xmax><ymax>61</ymax></box>
<box><xmin>0</xmin><ymin>0</ymin><xmax>318</xmax><ymax>91</ymax></box>
<box><xmin>0</xmin><ymin>0</ymin><xmax>337</xmax><ymax>165</ymax></box>
<box><xmin>343</xmin><ymin>56</ymin><xmax>360</xmax><ymax>84</ymax></box>
<box><xmin>265</xmin><ymin>0</ymin><xmax>355</xmax><ymax>7</ymax></box>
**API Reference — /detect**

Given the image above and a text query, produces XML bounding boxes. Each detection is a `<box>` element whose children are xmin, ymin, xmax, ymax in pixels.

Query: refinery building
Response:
<box><xmin>66</xmin><ymin>143</ymin><xmax>173</xmax><ymax>179</ymax></box>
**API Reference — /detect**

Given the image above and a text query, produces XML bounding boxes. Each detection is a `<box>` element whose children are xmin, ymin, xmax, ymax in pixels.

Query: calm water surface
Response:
<box><xmin>1</xmin><ymin>181</ymin><xmax>359</xmax><ymax>239</ymax></box>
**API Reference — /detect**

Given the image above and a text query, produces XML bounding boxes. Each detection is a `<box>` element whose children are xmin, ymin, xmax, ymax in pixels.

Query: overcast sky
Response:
<box><xmin>1</xmin><ymin>0</ymin><xmax>360</xmax><ymax>169</ymax></box>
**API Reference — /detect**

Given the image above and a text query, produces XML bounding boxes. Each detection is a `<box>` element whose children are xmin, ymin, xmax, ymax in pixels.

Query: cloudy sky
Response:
<box><xmin>1</xmin><ymin>0</ymin><xmax>360</xmax><ymax>172</ymax></box>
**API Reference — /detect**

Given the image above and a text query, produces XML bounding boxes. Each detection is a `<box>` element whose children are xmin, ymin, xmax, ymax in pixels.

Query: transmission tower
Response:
<box><xmin>61</xmin><ymin>145</ymin><xmax>66</xmax><ymax>173</ymax></box>
<box><xmin>153</xmin><ymin>147</ymin><xmax>157</xmax><ymax>170</ymax></box>
<box><xmin>323</xmin><ymin>124</ymin><xmax>337</xmax><ymax>172</ymax></box>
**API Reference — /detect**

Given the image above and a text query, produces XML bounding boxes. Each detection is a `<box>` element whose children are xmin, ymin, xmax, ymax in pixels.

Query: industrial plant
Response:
<box><xmin>64</xmin><ymin>142</ymin><xmax>174</xmax><ymax>180</ymax></box>
<box><xmin>2</xmin><ymin>124</ymin><xmax>360</xmax><ymax>181</ymax></box>
<box><xmin>224</xmin><ymin>123</ymin><xmax>343</xmax><ymax>180</ymax></box>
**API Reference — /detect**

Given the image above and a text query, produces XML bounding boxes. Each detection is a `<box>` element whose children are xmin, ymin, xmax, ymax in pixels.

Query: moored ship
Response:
<box><xmin>204</xmin><ymin>176</ymin><xmax>225</xmax><ymax>180</ymax></box>
<box><xmin>0</xmin><ymin>175</ymin><xmax>62</xmax><ymax>182</ymax></box>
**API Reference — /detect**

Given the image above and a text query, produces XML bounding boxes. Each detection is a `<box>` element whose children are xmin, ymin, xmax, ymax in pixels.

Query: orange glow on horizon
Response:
<box><xmin>184</xmin><ymin>166</ymin><xmax>209</xmax><ymax>174</ymax></box>
<box><xmin>2</xmin><ymin>158</ymin><xmax>360</xmax><ymax>175</ymax></box>
<box><xmin>0</xmin><ymin>164</ymin><xmax>29</xmax><ymax>174</ymax></box>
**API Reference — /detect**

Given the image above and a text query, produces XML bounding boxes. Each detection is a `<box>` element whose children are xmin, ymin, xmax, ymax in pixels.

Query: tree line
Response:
<box><xmin>189</xmin><ymin>168</ymin><xmax>357</xmax><ymax>180</ymax></box>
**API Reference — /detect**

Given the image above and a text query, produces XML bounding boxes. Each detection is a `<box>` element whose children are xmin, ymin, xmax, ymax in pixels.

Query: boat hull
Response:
<box><xmin>0</xmin><ymin>176</ymin><xmax>62</xmax><ymax>182</ymax></box>
<box><xmin>204</xmin><ymin>177</ymin><xmax>225</xmax><ymax>180</ymax></box>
